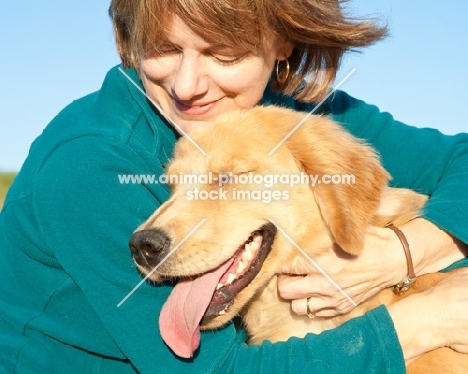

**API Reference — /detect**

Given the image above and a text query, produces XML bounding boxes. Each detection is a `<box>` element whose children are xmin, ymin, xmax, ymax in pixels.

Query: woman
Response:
<box><xmin>1</xmin><ymin>0</ymin><xmax>467</xmax><ymax>373</ymax></box>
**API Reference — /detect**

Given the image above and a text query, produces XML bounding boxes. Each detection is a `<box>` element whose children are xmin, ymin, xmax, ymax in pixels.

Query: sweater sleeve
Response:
<box><xmin>217</xmin><ymin>305</ymin><xmax>405</xmax><ymax>374</ymax></box>
<box><xmin>32</xmin><ymin>135</ymin><xmax>406</xmax><ymax>374</ymax></box>
<box><xmin>324</xmin><ymin>91</ymin><xmax>468</xmax><ymax>245</ymax></box>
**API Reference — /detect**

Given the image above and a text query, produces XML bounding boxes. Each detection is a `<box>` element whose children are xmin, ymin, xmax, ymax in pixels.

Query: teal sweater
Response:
<box><xmin>1</xmin><ymin>66</ymin><xmax>467</xmax><ymax>374</ymax></box>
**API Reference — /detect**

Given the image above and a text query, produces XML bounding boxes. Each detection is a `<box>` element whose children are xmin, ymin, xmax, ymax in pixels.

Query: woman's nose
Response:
<box><xmin>171</xmin><ymin>55</ymin><xmax>209</xmax><ymax>101</ymax></box>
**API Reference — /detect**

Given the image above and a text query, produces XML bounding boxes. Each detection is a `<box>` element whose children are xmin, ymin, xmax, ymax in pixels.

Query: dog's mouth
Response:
<box><xmin>158</xmin><ymin>222</ymin><xmax>276</xmax><ymax>358</ymax></box>
<box><xmin>201</xmin><ymin>222</ymin><xmax>276</xmax><ymax>324</ymax></box>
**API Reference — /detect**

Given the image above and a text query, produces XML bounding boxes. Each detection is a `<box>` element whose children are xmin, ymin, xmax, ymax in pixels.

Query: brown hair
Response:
<box><xmin>109</xmin><ymin>0</ymin><xmax>386</xmax><ymax>102</ymax></box>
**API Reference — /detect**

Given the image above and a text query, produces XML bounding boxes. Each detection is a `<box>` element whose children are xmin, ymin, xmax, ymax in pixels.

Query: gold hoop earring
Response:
<box><xmin>276</xmin><ymin>58</ymin><xmax>290</xmax><ymax>85</ymax></box>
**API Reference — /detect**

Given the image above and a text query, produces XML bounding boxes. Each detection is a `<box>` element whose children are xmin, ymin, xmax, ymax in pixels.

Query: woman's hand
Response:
<box><xmin>388</xmin><ymin>268</ymin><xmax>468</xmax><ymax>364</ymax></box>
<box><xmin>278</xmin><ymin>225</ymin><xmax>408</xmax><ymax>317</ymax></box>
<box><xmin>278</xmin><ymin>219</ymin><xmax>466</xmax><ymax>317</ymax></box>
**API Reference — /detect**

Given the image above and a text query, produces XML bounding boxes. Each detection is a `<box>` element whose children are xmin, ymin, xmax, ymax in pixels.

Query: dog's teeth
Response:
<box><xmin>253</xmin><ymin>235</ymin><xmax>262</xmax><ymax>244</ymax></box>
<box><xmin>253</xmin><ymin>240</ymin><xmax>261</xmax><ymax>248</ymax></box>
<box><xmin>218</xmin><ymin>310</ymin><xmax>226</xmax><ymax>315</ymax></box>
<box><xmin>242</xmin><ymin>250</ymin><xmax>253</xmax><ymax>261</ymax></box>
<box><xmin>243</xmin><ymin>243</ymin><xmax>253</xmax><ymax>253</ymax></box>
<box><xmin>227</xmin><ymin>273</ymin><xmax>236</xmax><ymax>284</ymax></box>
<box><xmin>216</xmin><ymin>283</ymin><xmax>223</xmax><ymax>290</ymax></box>
<box><xmin>236</xmin><ymin>260</ymin><xmax>248</xmax><ymax>274</ymax></box>
<box><xmin>250</xmin><ymin>240</ymin><xmax>260</xmax><ymax>251</ymax></box>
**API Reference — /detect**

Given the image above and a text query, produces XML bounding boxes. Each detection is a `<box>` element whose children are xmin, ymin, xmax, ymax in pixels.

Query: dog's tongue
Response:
<box><xmin>159</xmin><ymin>258</ymin><xmax>234</xmax><ymax>358</ymax></box>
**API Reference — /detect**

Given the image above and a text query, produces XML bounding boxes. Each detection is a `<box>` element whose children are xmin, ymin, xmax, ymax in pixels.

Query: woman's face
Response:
<box><xmin>139</xmin><ymin>16</ymin><xmax>292</xmax><ymax>134</ymax></box>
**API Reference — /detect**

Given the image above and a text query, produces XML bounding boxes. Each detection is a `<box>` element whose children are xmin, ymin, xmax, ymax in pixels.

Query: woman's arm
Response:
<box><xmin>32</xmin><ymin>135</ymin><xmax>408</xmax><ymax>374</ymax></box>
<box><xmin>223</xmin><ymin>268</ymin><xmax>468</xmax><ymax>371</ymax></box>
<box><xmin>264</xmin><ymin>85</ymin><xmax>468</xmax><ymax>277</ymax></box>
<box><xmin>399</xmin><ymin>218</ymin><xmax>467</xmax><ymax>276</ymax></box>
<box><xmin>218</xmin><ymin>305</ymin><xmax>407</xmax><ymax>374</ymax></box>
<box><xmin>388</xmin><ymin>268</ymin><xmax>468</xmax><ymax>365</ymax></box>
<box><xmin>278</xmin><ymin>219</ymin><xmax>467</xmax><ymax>317</ymax></box>
<box><xmin>329</xmin><ymin>90</ymin><xmax>468</xmax><ymax>269</ymax></box>
<box><xmin>277</xmin><ymin>90</ymin><xmax>468</xmax><ymax>316</ymax></box>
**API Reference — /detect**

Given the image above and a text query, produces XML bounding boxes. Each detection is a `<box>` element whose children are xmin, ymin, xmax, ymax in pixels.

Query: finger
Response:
<box><xmin>278</xmin><ymin>274</ymin><xmax>331</xmax><ymax>300</ymax></box>
<box><xmin>291</xmin><ymin>298</ymin><xmax>311</xmax><ymax>317</ymax></box>
<box><xmin>291</xmin><ymin>297</ymin><xmax>329</xmax><ymax>317</ymax></box>
<box><xmin>277</xmin><ymin>275</ymin><xmax>308</xmax><ymax>299</ymax></box>
<box><xmin>451</xmin><ymin>345</ymin><xmax>468</xmax><ymax>355</ymax></box>
<box><xmin>292</xmin><ymin>298</ymin><xmax>359</xmax><ymax>318</ymax></box>
<box><xmin>290</xmin><ymin>297</ymin><xmax>343</xmax><ymax>318</ymax></box>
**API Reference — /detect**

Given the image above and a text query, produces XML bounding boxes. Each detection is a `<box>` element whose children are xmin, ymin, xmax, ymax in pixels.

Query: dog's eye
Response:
<box><xmin>218</xmin><ymin>172</ymin><xmax>258</xmax><ymax>186</ymax></box>
<box><xmin>218</xmin><ymin>173</ymin><xmax>238</xmax><ymax>186</ymax></box>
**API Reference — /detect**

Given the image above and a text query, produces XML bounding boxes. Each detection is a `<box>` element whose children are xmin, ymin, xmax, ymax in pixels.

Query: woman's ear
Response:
<box><xmin>276</xmin><ymin>41</ymin><xmax>294</xmax><ymax>60</ymax></box>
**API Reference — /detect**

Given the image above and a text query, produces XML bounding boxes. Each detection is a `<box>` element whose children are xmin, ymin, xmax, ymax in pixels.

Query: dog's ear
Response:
<box><xmin>286</xmin><ymin>115</ymin><xmax>390</xmax><ymax>255</ymax></box>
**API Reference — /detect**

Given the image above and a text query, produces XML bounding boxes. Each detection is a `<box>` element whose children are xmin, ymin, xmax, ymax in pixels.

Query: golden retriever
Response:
<box><xmin>129</xmin><ymin>106</ymin><xmax>467</xmax><ymax>373</ymax></box>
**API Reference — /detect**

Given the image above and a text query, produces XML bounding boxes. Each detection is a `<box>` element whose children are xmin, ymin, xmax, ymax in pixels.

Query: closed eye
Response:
<box><xmin>157</xmin><ymin>43</ymin><xmax>180</xmax><ymax>55</ymax></box>
<box><xmin>218</xmin><ymin>171</ymin><xmax>257</xmax><ymax>186</ymax></box>
<box><xmin>212</xmin><ymin>52</ymin><xmax>248</xmax><ymax>65</ymax></box>
<box><xmin>208</xmin><ymin>43</ymin><xmax>249</xmax><ymax>65</ymax></box>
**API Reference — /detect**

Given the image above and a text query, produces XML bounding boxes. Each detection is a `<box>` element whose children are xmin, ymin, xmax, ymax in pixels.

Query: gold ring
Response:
<box><xmin>306</xmin><ymin>297</ymin><xmax>316</xmax><ymax>319</ymax></box>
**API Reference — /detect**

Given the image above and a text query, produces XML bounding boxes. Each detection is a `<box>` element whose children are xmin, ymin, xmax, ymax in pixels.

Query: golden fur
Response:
<box><xmin>135</xmin><ymin>106</ymin><xmax>467</xmax><ymax>373</ymax></box>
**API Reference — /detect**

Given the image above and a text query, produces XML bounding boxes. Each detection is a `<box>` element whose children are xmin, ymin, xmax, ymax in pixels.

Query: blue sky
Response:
<box><xmin>1</xmin><ymin>1</ymin><xmax>467</xmax><ymax>171</ymax></box>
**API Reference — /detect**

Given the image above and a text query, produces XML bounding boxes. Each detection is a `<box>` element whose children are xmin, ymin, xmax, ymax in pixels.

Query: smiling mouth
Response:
<box><xmin>174</xmin><ymin>98</ymin><xmax>221</xmax><ymax>115</ymax></box>
<box><xmin>201</xmin><ymin>223</ymin><xmax>276</xmax><ymax>325</ymax></box>
<box><xmin>179</xmin><ymin>102</ymin><xmax>211</xmax><ymax>108</ymax></box>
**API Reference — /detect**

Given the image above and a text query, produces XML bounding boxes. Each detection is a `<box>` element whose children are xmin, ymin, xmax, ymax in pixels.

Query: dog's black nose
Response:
<box><xmin>129</xmin><ymin>229</ymin><xmax>171</xmax><ymax>266</ymax></box>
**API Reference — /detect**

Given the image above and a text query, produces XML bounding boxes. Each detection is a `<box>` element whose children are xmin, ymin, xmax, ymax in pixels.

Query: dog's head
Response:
<box><xmin>129</xmin><ymin>106</ymin><xmax>389</xmax><ymax>357</ymax></box>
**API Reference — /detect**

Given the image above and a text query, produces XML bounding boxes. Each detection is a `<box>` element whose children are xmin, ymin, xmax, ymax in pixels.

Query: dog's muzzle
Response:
<box><xmin>129</xmin><ymin>229</ymin><xmax>171</xmax><ymax>268</ymax></box>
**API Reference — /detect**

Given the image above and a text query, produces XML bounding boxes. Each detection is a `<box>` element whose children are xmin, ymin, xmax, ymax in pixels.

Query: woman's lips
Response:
<box><xmin>174</xmin><ymin>99</ymin><xmax>220</xmax><ymax>116</ymax></box>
